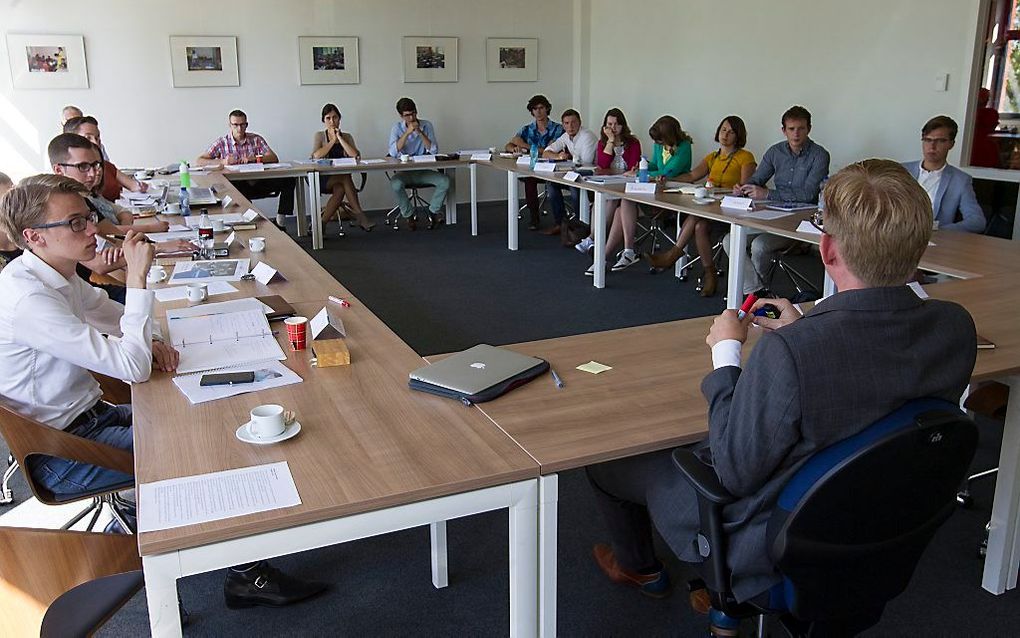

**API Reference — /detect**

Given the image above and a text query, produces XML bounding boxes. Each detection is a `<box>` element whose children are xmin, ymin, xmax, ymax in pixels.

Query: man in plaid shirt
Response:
<box><xmin>197</xmin><ymin>109</ymin><xmax>295</xmax><ymax>227</ymax></box>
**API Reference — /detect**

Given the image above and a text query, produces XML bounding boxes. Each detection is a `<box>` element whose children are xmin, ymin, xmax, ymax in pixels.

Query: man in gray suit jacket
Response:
<box><xmin>902</xmin><ymin>115</ymin><xmax>985</xmax><ymax>233</ymax></box>
<box><xmin>587</xmin><ymin>159</ymin><xmax>977</xmax><ymax>605</ymax></box>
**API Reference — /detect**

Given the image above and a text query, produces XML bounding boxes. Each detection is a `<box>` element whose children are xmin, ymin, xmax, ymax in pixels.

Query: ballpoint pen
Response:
<box><xmin>550</xmin><ymin>367</ymin><xmax>564</xmax><ymax>389</ymax></box>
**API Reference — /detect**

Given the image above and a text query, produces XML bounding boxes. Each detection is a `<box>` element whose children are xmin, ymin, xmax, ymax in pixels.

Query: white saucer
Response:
<box><xmin>235</xmin><ymin>421</ymin><xmax>301</xmax><ymax>445</ymax></box>
<box><xmin>162</xmin><ymin>209</ymin><xmax>182</xmax><ymax>216</ymax></box>
<box><xmin>693</xmin><ymin>197</ymin><xmax>716</xmax><ymax>205</ymax></box>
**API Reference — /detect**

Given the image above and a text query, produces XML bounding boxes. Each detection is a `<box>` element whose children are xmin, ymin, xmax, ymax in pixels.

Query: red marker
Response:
<box><xmin>736</xmin><ymin>293</ymin><xmax>758</xmax><ymax>320</ymax></box>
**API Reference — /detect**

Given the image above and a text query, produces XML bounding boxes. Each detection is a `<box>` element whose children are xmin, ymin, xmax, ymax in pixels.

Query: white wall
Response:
<box><xmin>585</xmin><ymin>0</ymin><xmax>982</xmax><ymax>176</ymax></box>
<box><xmin>0</xmin><ymin>0</ymin><xmax>578</xmax><ymax>209</ymax></box>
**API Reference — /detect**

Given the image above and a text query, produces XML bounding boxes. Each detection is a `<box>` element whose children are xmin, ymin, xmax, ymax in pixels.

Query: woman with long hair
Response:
<box><xmin>311</xmin><ymin>103</ymin><xmax>374</xmax><ymax>234</ymax></box>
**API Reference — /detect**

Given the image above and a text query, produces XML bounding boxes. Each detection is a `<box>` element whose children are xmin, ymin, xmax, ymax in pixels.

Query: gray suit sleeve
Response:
<box><xmin>943</xmin><ymin>172</ymin><xmax>985</xmax><ymax>233</ymax></box>
<box><xmin>701</xmin><ymin>333</ymin><xmax>802</xmax><ymax>497</ymax></box>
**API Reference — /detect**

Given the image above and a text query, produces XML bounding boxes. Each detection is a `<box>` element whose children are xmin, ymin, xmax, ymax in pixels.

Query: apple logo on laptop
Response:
<box><xmin>470</xmin><ymin>362</ymin><xmax>486</xmax><ymax>369</ymax></box>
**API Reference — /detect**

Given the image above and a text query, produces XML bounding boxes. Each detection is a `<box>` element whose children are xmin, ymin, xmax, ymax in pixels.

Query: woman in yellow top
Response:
<box><xmin>646</xmin><ymin>116</ymin><xmax>756</xmax><ymax>296</ymax></box>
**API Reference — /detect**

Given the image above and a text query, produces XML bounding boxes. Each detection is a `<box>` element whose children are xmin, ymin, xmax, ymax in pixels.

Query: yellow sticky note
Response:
<box><xmin>577</xmin><ymin>361</ymin><xmax>612</xmax><ymax>374</ymax></box>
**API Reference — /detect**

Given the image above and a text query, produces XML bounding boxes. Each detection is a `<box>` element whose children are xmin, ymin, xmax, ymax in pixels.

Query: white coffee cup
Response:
<box><xmin>248</xmin><ymin>236</ymin><xmax>266</xmax><ymax>252</ymax></box>
<box><xmin>186</xmin><ymin>282</ymin><xmax>208</xmax><ymax>303</ymax></box>
<box><xmin>134</xmin><ymin>170</ymin><xmax>149</xmax><ymax>182</ymax></box>
<box><xmin>399</xmin><ymin>153</ymin><xmax>410</xmax><ymax>163</ymax></box>
<box><xmin>488</xmin><ymin>146</ymin><xmax>497</xmax><ymax>154</ymax></box>
<box><xmin>694</xmin><ymin>186</ymin><xmax>709</xmax><ymax>199</ymax></box>
<box><xmin>248</xmin><ymin>404</ymin><xmax>286</xmax><ymax>439</ymax></box>
<box><xmin>165</xmin><ymin>202</ymin><xmax>182</xmax><ymax>214</ymax></box>
<box><xmin>212</xmin><ymin>219</ymin><xmax>226</xmax><ymax>232</ymax></box>
<box><xmin>146</xmin><ymin>265</ymin><xmax>167</xmax><ymax>284</ymax></box>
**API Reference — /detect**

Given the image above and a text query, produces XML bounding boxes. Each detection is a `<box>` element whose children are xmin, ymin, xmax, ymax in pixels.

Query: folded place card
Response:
<box><xmin>516</xmin><ymin>155</ymin><xmax>532</xmax><ymax>165</ymax></box>
<box><xmin>534</xmin><ymin>162</ymin><xmax>557</xmax><ymax>173</ymax></box>
<box><xmin>577</xmin><ymin>361</ymin><xmax>613</xmax><ymax>374</ymax></box>
<box><xmin>238</xmin><ymin>164</ymin><xmax>266</xmax><ymax>173</ymax></box>
<box><xmin>360</xmin><ymin>158</ymin><xmax>387</xmax><ymax>165</ymax></box>
<box><xmin>624</xmin><ymin>182</ymin><xmax>657</xmax><ymax>194</ymax></box>
<box><xmin>563</xmin><ymin>171</ymin><xmax>581</xmax><ymax>182</ymax></box>
<box><xmin>332</xmin><ymin>157</ymin><xmax>358</xmax><ymax>167</ymax></box>
<box><xmin>310</xmin><ymin>307</ymin><xmax>350</xmax><ymax>367</ymax></box>
<box><xmin>720</xmin><ymin>195</ymin><xmax>753</xmax><ymax>210</ymax></box>
<box><xmin>220</xmin><ymin>194</ymin><xmax>233</xmax><ymax>208</ymax></box>
<box><xmin>470</xmin><ymin>152</ymin><xmax>492</xmax><ymax>161</ymax></box>
<box><xmin>250</xmin><ymin>261</ymin><xmax>287</xmax><ymax>285</ymax></box>
<box><xmin>242</xmin><ymin>208</ymin><xmax>260</xmax><ymax>222</ymax></box>
<box><xmin>411</xmin><ymin>155</ymin><xmax>437</xmax><ymax>163</ymax></box>
<box><xmin>310</xmin><ymin>306</ymin><xmax>347</xmax><ymax>339</ymax></box>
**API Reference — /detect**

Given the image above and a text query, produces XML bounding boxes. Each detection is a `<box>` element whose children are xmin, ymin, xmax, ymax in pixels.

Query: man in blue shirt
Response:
<box><xmin>387</xmin><ymin>97</ymin><xmax>450</xmax><ymax>230</ymax></box>
<box><xmin>733</xmin><ymin>105</ymin><xmax>830</xmax><ymax>296</ymax></box>
<box><xmin>505</xmin><ymin>95</ymin><xmax>565</xmax><ymax>230</ymax></box>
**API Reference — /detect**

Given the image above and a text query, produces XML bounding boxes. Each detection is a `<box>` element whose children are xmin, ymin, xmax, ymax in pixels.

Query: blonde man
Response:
<box><xmin>586</xmin><ymin>160</ymin><xmax>976</xmax><ymax>612</ymax></box>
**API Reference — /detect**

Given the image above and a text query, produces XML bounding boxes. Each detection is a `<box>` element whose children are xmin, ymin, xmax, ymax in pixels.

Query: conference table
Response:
<box><xmin>133</xmin><ymin>175</ymin><xmax>542</xmax><ymax>638</ymax></box>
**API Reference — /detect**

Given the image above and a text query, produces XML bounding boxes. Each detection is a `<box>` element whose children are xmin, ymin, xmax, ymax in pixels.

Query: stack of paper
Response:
<box><xmin>166</xmin><ymin>298</ymin><xmax>287</xmax><ymax>374</ymax></box>
<box><xmin>172</xmin><ymin>359</ymin><xmax>301</xmax><ymax>404</ymax></box>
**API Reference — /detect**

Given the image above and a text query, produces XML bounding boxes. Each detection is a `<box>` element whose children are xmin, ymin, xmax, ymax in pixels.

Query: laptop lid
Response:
<box><xmin>410</xmin><ymin>344</ymin><xmax>543</xmax><ymax>396</ymax></box>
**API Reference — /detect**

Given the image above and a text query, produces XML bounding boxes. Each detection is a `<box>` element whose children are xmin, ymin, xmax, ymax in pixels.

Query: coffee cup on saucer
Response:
<box><xmin>248</xmin><ymin>236</ymin><xmax>266</xmax><ymax>252</ymax></box>
<box><xmin>248</xmin><ymin>404</ymin><xmax>286</xmax><ymax>439</ymax></box>
<box><xmin>694</xmin><ymin>186</ymin><xmax>709</xmax><ymax>200</ymax></box>
<box><xmin>146</xmin><ymin>265</ymin><xmax>167</xmax><ymax>284</ymax></box>
<box><xmin>212</xmin><ymin>219</ymin><xmax>226</xmax><ymax>232</ymax></box>
<box><xmin>186</xmin><ymin>282</ymin><xmax>208</xmax><ymax>303</ymax></box>
<box><xmin>399</xmin><ymin>153</ymin><xmax>410</xmax><ymax>163</ymax></box>
<box><xmin>164</xmin><ymin>202</ymin><xmax>182</xmax><ymax>215</ymax></box>
<box><xmin>134</xmin><ymin>170</ymin><xmax>149</xmax><ymax>182</ymax></box>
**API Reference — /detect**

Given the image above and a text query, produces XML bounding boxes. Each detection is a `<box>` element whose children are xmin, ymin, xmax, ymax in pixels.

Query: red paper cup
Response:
<box><xmin>284</xmin><ymin>316</ymin><xmax>308</xmax><ymax>351</ymax></box>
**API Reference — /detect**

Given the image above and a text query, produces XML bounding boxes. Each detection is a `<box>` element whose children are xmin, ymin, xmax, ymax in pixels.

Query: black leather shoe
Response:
<box><xmin>428</xmin><ymin>212</ymin><xmax>445</xmax><ymax>230</ymax></box>
<box><xmin>223</xmin><ymin>561</ymin><xmax>328</xmax><ymax>609</ymax></box>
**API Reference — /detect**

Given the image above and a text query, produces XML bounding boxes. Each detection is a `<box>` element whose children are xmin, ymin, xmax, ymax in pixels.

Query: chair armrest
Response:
<box><xmin>355</xmin><ymin>173</ymin><xmax>367</xmax><ymax>192</ymax></box>
<box><xmin>672</xmin><ymin>447</ymin><xmax>737</xmax><ymax>505</ymax></box>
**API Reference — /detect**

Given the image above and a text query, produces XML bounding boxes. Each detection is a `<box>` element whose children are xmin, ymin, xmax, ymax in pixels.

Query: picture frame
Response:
<box><xmin>486</xmin><ymin>38</ymin><xmax>538</xmax><ymax>82</ymax></box>
<box><xmin>401</xmin><ymin>36</ymin><xmax>458</xmax><ymax>83</ymax></box>
<box><xmin>5</xmin><ymin>33</ymin><xmax>89</xmax><ymax>89</ymax></box>
<box><xmin>298</xmin><ymin>36</ymin><xmax>359</xmax><ymax>85</ymax></box>
<box><xmin>168</xmin><ymin>36</ymin><xmax>239</xmax><ymax>88</ymax></box>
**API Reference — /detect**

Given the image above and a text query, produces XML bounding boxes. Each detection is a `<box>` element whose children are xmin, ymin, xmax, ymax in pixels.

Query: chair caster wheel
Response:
<box><xmin>648</xmin><ymin>267</ymin><xmax>659</xmax><ymax>275</ymax></box>
<box><xmin>956</xmin><ymin>492</ymin><xmax>973</xmax><ymax>508</ymax></box>
<box><xmin>679</xmin><ymin>275</ymin><xmax>689</xmax><ymax>282</ymax></box>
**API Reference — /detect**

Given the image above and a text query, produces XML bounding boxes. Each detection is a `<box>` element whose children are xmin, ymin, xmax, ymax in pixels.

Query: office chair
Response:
<box><xmin>0</xmin><ymin>526</ymin><xmax>142</xmax><ymax>638</ymax></box>
<box><xmin>517</xmin><ymin>177</ymin><xmax>551</xmax><ymax>220</ymax></box>
<box><xmin>385</xmin><ymin>171</ymin><xmax>436</xmax><ymax>230</ymax></box>
<box><xmin>0</xmin><ymin>404</ymin><xmax>136</xmax><ymax>533</ymax></box>
<box><xmin>763</xmin><ymin>242</ymin><xmax>820</xmax><ymax>303</ymax></box>
<box><xmin>633</xmin><ymin>205</ymin><xmax>679</xmax><ymax>257</ymax></box>
<box><xmin>673</xmin><ymin>398</ymin><xmax>977</xmax><ymax>637</ymax></box>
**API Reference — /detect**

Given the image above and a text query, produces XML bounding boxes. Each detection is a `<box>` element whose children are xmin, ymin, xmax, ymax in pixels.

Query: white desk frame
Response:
<box><xmin>984</xmin><ymin>374</ymin><xmax>1020</xmax><ymax>594</ymax></box>
<box><xmin>143</xmin><ymin>479</ymin><xmax>540</xmax><ymax>637</ymax></box>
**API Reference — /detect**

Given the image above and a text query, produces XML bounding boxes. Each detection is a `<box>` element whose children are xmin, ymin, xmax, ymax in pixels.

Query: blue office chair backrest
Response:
<box><xmin>764</xmin><ymin>398</ymin><xmax>978</xmax><ymax>623</ymax></box>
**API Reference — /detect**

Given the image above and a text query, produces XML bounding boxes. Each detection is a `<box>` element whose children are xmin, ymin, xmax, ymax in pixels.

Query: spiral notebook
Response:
<box><xmin>167</xmin><ymin>299</ymin><xmax>287</xmax><ymax>374</ymax></box>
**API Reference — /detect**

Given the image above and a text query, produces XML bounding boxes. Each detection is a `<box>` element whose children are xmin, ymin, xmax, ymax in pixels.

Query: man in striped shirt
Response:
<box><xmin>197</xmin><ymin>109</ymin><xmax>296</xmax><ymax>228</ymax></box>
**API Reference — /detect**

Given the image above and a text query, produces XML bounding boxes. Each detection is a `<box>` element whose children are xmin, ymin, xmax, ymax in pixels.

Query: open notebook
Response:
<box><xmin>166</xmin><ymin>298</ymin><xmax>287</xmax><ymax>374</ymax></box>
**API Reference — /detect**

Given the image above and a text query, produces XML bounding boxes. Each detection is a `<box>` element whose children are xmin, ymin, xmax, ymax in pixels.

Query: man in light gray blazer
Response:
<box><xmin>902</xmin><ymin>115</ymin><xmax>985</xmax><ymax>233</ymax></box>
<box><xmin>587</xmin><ymin>159</ymin><xmax>977</xmax><ymax>604</ymax></box>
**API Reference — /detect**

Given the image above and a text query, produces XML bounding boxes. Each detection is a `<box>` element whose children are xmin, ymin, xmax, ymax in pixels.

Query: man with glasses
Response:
<box><xmin>0</xmin><ymin>175</ymin><xmax>328</xmax><ymax>612</ymax></box>
<box><xmin>63</xmin><ymin>115</ymin><xmax>147</xmax><ymax>200</ymax></box>
<box><xmin>902</xmin><ymin>115</ymin><xmax>985</xmax><ymax>233</ymax></box>
<box><xmin>197</xmin><ymin>109</ymin><xmax>296</xmax><ymax>229</ymax></box>
<box><xmin>387</xmin><ymin>97</ymin><xmax>450</xmax><ymax>230</ymax></box>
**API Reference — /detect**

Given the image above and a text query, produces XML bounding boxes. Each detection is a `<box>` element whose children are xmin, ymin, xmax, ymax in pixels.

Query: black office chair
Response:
<box><xmin>673</xmin><ymin>398</ymin><xmax>978</xmax><ymax>637</ymax></box>
<box><xmin>633</xmin><ymin>205</ymin><xmax>678</xmax><ymax>256</ymax></box>
<box><xmin>385</xmin><ymin>171</ymin><xmax>435</xmax><ymax>230</ymax></box>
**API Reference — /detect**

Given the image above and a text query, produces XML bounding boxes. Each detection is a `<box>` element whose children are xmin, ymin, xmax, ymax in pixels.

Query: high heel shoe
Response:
<box><xmin>358</xmin><ymin>222</ymin><xmax>375</xmax><ymax>232</ymax></box>
<box><xmin>700</xmin><ymin>269</ymin><xmax>718</xmax><ymax>297</ymax></box>
<box><xmin>645</xmin><ymin>244</ymin><xmax>684</xmax><ymax>270</ymax></box>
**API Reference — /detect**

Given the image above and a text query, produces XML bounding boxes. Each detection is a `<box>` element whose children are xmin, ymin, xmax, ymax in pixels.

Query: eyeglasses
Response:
<box><xmin>809</xmin><ymin>209</ymin><xmax>827</xmax><ymax>235</ymax></box>
<box><xmin>57</xmin><ymin>160</ymin><xmax>103</xmax><ymax>174</ymax></box>
<box><xmin>401</xmin><ymin>111</ymin><xmax>416</xmax><ymax>118</ymax></box>
<box><xmin>30</xmin><ymin>210</ymin><xmax>99</xmax><ymax>233</ymax></box>
<box><xmin>921</xmin><ymin>137</ymin><xmax>952</xmax><ymax>146</ymax></box>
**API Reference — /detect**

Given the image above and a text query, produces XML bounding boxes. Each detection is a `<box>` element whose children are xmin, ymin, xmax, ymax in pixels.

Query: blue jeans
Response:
<box><xmin>29</xmin><ymin>403</ymin><xmax>134</xmax><ymax>498</ymax></box>
<box><xmin>546</xmin><ymin>184</ymin><xmax>582</xmax><ymax>224</ymax></box>
<box><xmin>389</xmin><ymin>170</ymin><xmax>451</xmax><ymax>217</ymax></box>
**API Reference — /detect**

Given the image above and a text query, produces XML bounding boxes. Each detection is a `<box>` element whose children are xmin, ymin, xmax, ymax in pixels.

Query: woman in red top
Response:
<box><xmin>580</xmin><ymin>108</ymin><xmax>643</xmax><ymax>275</ymax></box>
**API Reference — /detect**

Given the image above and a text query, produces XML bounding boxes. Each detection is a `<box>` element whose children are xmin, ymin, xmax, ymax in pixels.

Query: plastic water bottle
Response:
<box><xmin>638</xmin><ymin>157</ymin><xmax>649</xmax><ymax>183</ymax></box>
<box><xmin>529</xmin><ymin>142</ymin><xmax>538</xmax><ymax>170</ymax></box>
<box><xmin>817</xmin><ymin>177</ymin><xmax>829</xmax><ymax>212</ymax></box>
<box><xmin>179</xmin><ymin>161</ymin><xmax>192</xmax><ymax>217</ymax></box>
<box><xmin>197</xmin><ymin>209</ymin><xmax>214</xmax><ymax>259</ymax></box>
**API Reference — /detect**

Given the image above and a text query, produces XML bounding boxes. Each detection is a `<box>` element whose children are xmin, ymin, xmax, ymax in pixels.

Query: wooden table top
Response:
<box><xmin>213</xmin><ymin>157</ymin><xmax>475</xmax><ymax>181</ymax></box>
<box><xmin>132</xmin><ymin>185</ymin><xmax>538</xmax><ymax>556</ymax></box>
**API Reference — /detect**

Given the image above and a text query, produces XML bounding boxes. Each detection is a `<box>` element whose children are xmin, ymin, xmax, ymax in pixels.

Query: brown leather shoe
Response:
<box><xmin>428</xmin><ymin>212</ymin><xmax>445</xmax><ymax>230</ymax></box>
<box><xmin>592</xmin><ymin>543</ymin><xmax>672</xmax><ymax>598</ymax></box>
<box><xmin>646</xmin><ymin>244</ymin><xmax>684</xmax><ymax>270</ymax></box>
<box><xmin>700</xmin><ymin>269</ymin><xmax>718</xmax><ymax>297</ymax></box>
<box><xmin>540</xmin><ymin>225</ymin><xmax>561</xmax><ymax>236</ymax></box>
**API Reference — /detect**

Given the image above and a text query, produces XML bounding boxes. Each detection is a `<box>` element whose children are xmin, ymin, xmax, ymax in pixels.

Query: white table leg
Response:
<box><xmin>446</xmin><ymin>168</ymin><xmax>458</xmax><ymax>224</ymax></box>
<box><xmin>430</xmin><ymin>520</ymin><xmax>449</xmax><ymax>589</ymax></box>
<box><xmin>296</xmin><ymin>173</ymin><xmax>311</xmax><ymax>238</ymax></box>
<box><xmin>143</xmin><ymin>553</ymin><xmax>183</xmax><ymax>638</ymax></box>
<box><xmin>311</xmin><ymin>172</ymin><xmax>324</xmax><ymax>250</ymax></box>
<box><xmin>726</xmin><ymin>224</ymin><xmax>748</xmax><ymax>309</ymax></box>
<box><xmin>983</xmin><ymin>374</ymin><xmax>1020</xmax><ymax>594</ymax></box>
<box><xmin>470</xmin><ymin>163</ymin><xmax>479</xmax><ymax>237</ymax></box>
<box><xmin>508</xmin><ymin>172</ymin><xmax>519</xmax><ymax>251</ymax></box>
<box><xmin>592</xmin><ymin>192</ymin><xmax>606</xmax><ymax>289</ymax></box>
<box><xmin>538</xmin><ymin>474</ymin><xmax>559</xmax><ymax>638</ymax></box>
<box><xmin>508</xmin><ymin>480</ymin><xmax>539</xmax><ymax>638</ymax></box>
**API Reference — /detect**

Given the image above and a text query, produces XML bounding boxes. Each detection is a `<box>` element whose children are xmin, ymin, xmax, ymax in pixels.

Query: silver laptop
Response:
<box><xmin>410</xmin><ymin>344</ymin><xmax>543</xmax><ymax>395</ymax></box>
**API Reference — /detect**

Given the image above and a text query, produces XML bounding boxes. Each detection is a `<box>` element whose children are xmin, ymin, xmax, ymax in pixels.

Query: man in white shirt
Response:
<box><xmin>0</xmin><ymin>175</ymin><xmax>326</xmax><ymax>610</ymax></box>
<box><xmin>540</xmin><ymin>109</ymin><xmax>598</xmax><ymax>235</ymax></box>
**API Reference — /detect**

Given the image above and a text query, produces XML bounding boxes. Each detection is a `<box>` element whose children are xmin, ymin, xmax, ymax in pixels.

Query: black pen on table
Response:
<box><xmin>550</xmin><ymin>367</ymin><xmax>564</xmax><ymax>389</ymax></box>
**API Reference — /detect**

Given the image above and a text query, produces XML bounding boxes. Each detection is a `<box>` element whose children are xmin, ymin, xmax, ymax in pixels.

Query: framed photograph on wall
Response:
<box><xmin>486</xmin><ymin>38</ymin><xmax>538</xmax><ymax>82</ymax></box>
<box><xmin>5</xmin><ymin>34</ymin><xmax>89</xmax><ymax>89</ymax></box>
<box><xmin>169</xmin><ymin>36</ymin><xmax>239</xmax><ymax>87</ymax></box>
<box><xmin>298</xmin><ymin>36</ymin><xmax>359</xmax><ymax>85</ymax></box>
<box><xmin>402</xmin><ymin>36</ymin><xmax>458</xmax><ymax>83</ymax></box>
